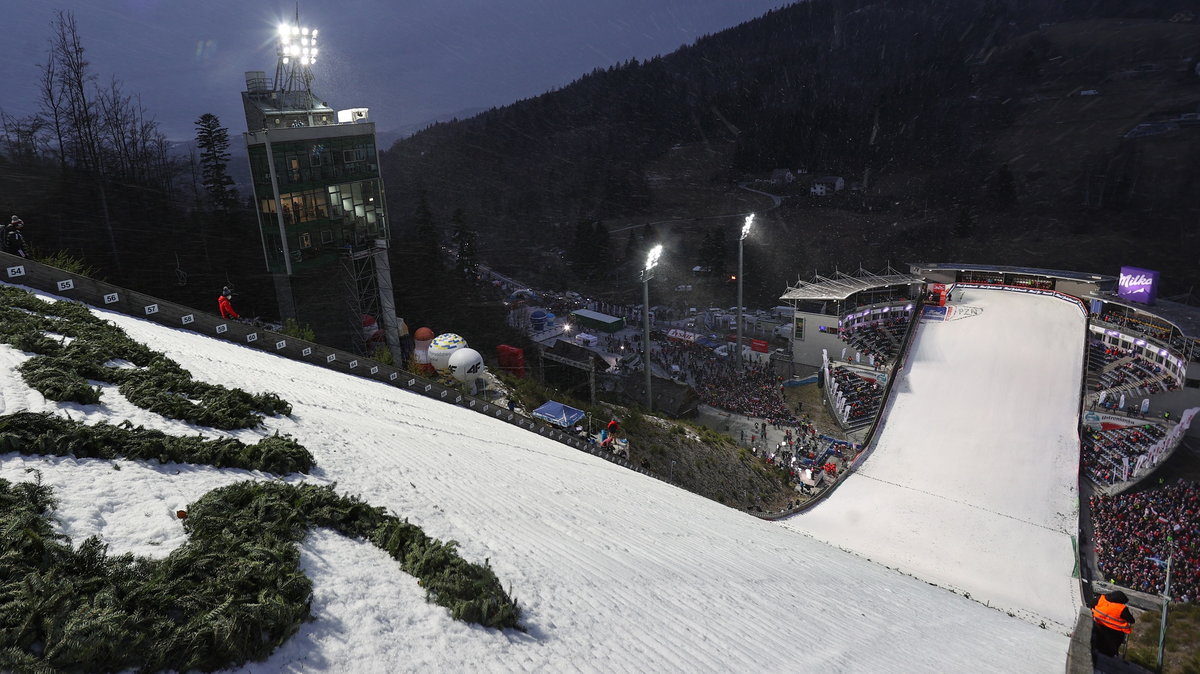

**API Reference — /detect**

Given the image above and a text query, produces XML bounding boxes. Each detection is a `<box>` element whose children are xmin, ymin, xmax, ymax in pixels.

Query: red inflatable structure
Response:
<box><xmin>496</xmin><ymin>344</ymin><xmax>526</xmax><ymax>378</ymax></box>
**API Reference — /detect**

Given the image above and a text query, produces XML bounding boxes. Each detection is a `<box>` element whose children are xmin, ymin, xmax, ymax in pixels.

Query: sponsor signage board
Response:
<box><xmin>921</xmin><ymin>305</ymin><xmax>948</xmax><ymax>321</ymax></box>
<box><xmin>1118</xmin><ymin>266</ymin><xmax>1159</xmax><ymax>305</ymax></box>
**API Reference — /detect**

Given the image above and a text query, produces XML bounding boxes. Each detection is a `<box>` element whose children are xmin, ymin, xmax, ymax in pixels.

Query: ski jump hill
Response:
<box><xmin>0</xmin><ymin>265</ymin><xmax>1079</xmax><ymax>670</ymax></box>
<box><xmin>785</xmin><ymin>285</ymin><xmax>1087</xmax><ymax>635</ymax></box>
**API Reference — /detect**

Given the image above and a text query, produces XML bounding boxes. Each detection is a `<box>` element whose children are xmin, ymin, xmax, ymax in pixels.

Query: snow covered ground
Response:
<box><xmin>0</xmin><ymin>283</ymin><xmax>1072</xmax><ymax>672</ymax></box>
<box><xmin>784</xmin><ymin>287</ymin><xmax>1086</xmax><ymax>634</ymax></box>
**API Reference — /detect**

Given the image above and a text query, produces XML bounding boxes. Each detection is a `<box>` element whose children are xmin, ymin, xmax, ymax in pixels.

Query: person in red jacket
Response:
<box><xmin>217</xmin><ymin>286</ymin><xmax>240</xmax><ymax>319</ymax></box>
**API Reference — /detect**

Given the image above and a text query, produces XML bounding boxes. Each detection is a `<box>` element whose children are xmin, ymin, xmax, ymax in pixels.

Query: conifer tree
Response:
<box><xmin>194</xmin><ymin>113</ymin><xmax>237</xmax><ymax>210</ymax></box>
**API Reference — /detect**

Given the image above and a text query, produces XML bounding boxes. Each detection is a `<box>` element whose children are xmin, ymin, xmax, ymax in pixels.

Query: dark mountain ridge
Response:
<box><xmin>381</xmin><ymin>0</ymin><xmax>1200</xmax><ymax>306</ymax></box>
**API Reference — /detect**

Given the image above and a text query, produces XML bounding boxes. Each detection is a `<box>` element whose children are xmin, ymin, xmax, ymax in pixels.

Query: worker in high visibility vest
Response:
<box><xmin>1090</xmin><ymin>590</ymin><xmax>1135</xmax><ymax>657</ymax></box>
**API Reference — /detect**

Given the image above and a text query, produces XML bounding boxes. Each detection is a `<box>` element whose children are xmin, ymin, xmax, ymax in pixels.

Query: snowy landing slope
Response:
<box><xmin>785</xmin><ymin>287</ymin><xmax>1085</xmax><ymax>634</ymax></box>
<box><xmin>0</xmin><ymin>285</ymin><xmax>1069</xmax><ymax>672</ymax></box>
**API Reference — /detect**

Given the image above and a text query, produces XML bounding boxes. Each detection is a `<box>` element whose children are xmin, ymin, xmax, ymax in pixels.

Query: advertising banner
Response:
<box><xmin>750</xmin><ymin>339</ymin><xmax>769</xmax><ymax>353</ymax></box>
<box><xmin>921</xmin><ymin>305</ymin><xmax>948</xmax><ymax>321</ymax></box>
<box><xmin>666</xmin><ymin>329</ymin><xmax>698</xmax><ymax>342</ymax></box>
<box><xmin>1118</xmin><ymin>266</ymin><xmax>1160</xmax><ymax>305</ymax></box>
<box><xmin>1082</xmin><ymin>410</ymin><xmax>1142</xmax><ymax>430</ymax></box>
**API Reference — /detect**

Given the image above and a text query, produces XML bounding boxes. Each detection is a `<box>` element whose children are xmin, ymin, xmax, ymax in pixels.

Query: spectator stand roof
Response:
<box><xmin>779</xmin><ymin>266</ymin><xmax>924</xmax><ymax>302</ymax></box>
<box><xmin>909</xmin><ymin>262</ymin><xmax>1116</xmax><ymax>285</ymax></box>
<box><xmin>1090</xmin><ymin>292</ymin><xmax>1200</xmax><ymax>343</ymax></box>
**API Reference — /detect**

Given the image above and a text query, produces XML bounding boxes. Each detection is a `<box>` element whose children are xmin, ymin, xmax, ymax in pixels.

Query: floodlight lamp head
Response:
<box><xmin>645</xmin><ymin>244</ymin><xmax>663</xmax><ymax>272</ymax></box>
<box><xmin>277</xmin><ymin>23</ymin><xmax>318</xmax><ymax>65</ymax></box>
<box><xmin>741</xmin><ymin>213</ymin><xmax>755</xmax><ymax>240</ymax></box>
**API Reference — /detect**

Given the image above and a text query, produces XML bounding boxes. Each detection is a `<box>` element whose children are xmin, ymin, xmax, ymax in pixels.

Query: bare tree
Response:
<box><xmin>50</xmin><ymin>11</ymin><xmax>102</xmax><ymax>171</ymax></box>
<box><xmin>0</xmin><ymin>112</ymin><xmax>47</xmax><ymax>162</ymax></box>
<box><xmin>47</xmin><ymin>10</ymin><xmax>117</xmax><ymax>269</ymax></box>
<box><xmin>36</xmin><ymin>49</ymin><xmax>67</xmax><ymax>170</ymax></box>
<box><xmin>97</xmin><ymin>76</ymin><xmax>133</xmax><ymax>179</ymax></box>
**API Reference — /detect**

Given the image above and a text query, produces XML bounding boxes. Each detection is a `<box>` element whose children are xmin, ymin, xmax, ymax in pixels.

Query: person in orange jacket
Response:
<box><xmin>217</xmin><ymin>286</ymin><xmax>240</xmax><ymax>319</ymax></box>
<box><xmin>1091</xmin><ymin>590</ymin><xmax>1135</xmax><ymax>657</ymax></box>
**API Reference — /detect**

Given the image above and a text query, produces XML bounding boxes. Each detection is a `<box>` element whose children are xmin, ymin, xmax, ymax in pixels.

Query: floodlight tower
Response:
<box><xmin>641</xmin><ymin>244</ymin><xmax>662</xmax><ymax>412</ymax></box>
<box><xmin>736</xmin><ymin>213</ymin><xmax>754</xmax><ymax>368</ymax></box>
<box><xmin>241</xmin><ymin>16</ymin><xmax>404</xmax><ymax>361</ymax></box>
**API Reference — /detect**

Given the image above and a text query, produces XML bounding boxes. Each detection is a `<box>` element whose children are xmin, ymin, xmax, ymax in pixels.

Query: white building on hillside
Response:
<box><xmin>810</xmin><ymin>176</ymin><xmax>845</xmax><ymax>196</ymax></box>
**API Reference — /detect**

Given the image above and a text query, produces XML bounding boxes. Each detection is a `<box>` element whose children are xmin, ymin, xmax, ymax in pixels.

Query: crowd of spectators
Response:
<box><xmin>1095</xmin><ymin>352</ymin><xmax>1180</xmax><ymax>404</ymax></box>
<box><xmin>1086</xmin><ymin>341</ymin><xmax>1123</xmax><ymax>375</ymax></box>
<box><xmin>1093</xmin><ymin>310</ymin><xmax>1200</xmax><ymax>364</ymax></box>
<box><xmin>1097</xmin><ymin>312</ymin><xmax>1175</xmax><ymax>344</ymax></box>
<box><xmin>695</xmin><ymin>364</ymin><xmax>797</xmax><ymax>424</ymax></box>
<box><xmin>829</xmin><ymin>366</ymin><xmax>882</xmax><ymax>425</ymax></box>
<box><xmin>652</xmin><ymin>338</ymin><xmax>800</xmax><ymax>425</ymax></box>
<box><xmin>1091</xmin><ymin>481</ymin><xmax>1199</xmax><ymax>602</ymax></box>
<box><xmin>754</xmin><ymin>435</ymin><xmax>856</xmax><ymax>497</ymax></box>
<box><xmin>1081</xmin><ymin>424</ymin><xmax>1166</xmax><ymax>486</ymax></box>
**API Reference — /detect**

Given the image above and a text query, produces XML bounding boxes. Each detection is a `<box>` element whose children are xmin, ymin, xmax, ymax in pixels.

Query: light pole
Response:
<box><xmin>736</xmin><ymin>213</ymin><xmax>755</xmax><ymax>369</ymax></box>
<box><xmin>1148</xmin><ymin>548</ymin><xmax>1173</xmax><ymax>671</ymax></box>
<box><xmin>641</xmin><ymin>244</ymin><xmax>662</xmax><ymax>412</ymax></box>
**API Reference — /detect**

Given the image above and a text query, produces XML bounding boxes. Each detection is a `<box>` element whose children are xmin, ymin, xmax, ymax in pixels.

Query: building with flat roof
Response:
<box><xmin>240</xmin><ymin>20</ymin><xmax>402</xmax><ymax>359</ymax></box>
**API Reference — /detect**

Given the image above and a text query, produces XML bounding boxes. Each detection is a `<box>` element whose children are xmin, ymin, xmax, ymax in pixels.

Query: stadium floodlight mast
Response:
<box><xmin>736</xmin><ymin>213</ymin><xmax>755</xmax><ymax>368</ymax></box>
<box><xmin>275</xmin><ymin>20</ymin><xmax>319</xmax><ymax>94</ymax></box>
<box><xmin>641</xmin><ymin>244</ymin><xmax>663</xmax><ymax>412</ymax></box>
<box><xmin>1147</xmin><ymin>547</ymin><xmax>1174</xmax><ymax>671</ymax></box>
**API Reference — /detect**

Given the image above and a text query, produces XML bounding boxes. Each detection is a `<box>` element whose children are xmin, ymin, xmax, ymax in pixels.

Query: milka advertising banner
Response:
<box><xmin>1118</xmin><ymin>266</ymin><xmax>1160</xmax><ymax>305</ymax></box>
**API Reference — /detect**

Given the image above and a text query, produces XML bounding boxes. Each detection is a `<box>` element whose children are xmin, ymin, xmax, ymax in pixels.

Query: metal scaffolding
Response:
<box><xmin>340</xmin><ymin>246</ymin><xmax>382</xmax><ymax>356</ymax></box>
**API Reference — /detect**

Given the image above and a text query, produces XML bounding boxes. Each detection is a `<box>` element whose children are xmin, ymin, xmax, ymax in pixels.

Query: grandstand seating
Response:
<box><xmin>829</xmin><ymin>366</ymin><xmax>882</xmax><ymax>428</ymax></box>
<box><xmin>1092</xmin><ymin>353</ymin><xmax>1179</xmax><ymax>407</ymax></box>
<box><xmin>1085</xmin><ymin>340</ymin><xmax>1119</xmax><ymax>375</ymax></box>
<box><xmin>1081</xmin><ymin>424</ymin><xmax>1167</xmax><ymax>487</ymax></box>
<box><xmin>839</xmin><ymin>314</ymin><xmax>910</xmax><ymax>365</ymax></box>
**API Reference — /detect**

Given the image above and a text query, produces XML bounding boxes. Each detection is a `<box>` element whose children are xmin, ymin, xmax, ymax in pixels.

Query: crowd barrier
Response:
<box><xmin>1</xmin><ymin>252</ymin><xmax>655</xmax><ymax>479</ymax></box>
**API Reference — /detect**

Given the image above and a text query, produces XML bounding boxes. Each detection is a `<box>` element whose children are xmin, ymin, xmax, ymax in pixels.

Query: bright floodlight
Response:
<box><xmin>645</xmin><ymin>244</ymin><xmax>663</xmax><ymax>272</ymax></box>
<box><xmin>278</xmin><ymin>23</ymin><xmax>318</xmax><ymax>66</ymax></box>
<box><xmin>741</xmin><ymin>213</ymin><xmax>755</xmax><ymax>240</ymax></box>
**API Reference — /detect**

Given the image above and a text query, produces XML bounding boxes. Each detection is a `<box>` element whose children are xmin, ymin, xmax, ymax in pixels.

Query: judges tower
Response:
<box><xmin>241</xmin><ymin>17</ymin><xmax>402</xmax><ymax>359</ymax></box>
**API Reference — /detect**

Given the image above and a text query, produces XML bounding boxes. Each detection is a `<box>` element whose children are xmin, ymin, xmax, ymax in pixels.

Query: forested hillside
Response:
<box><xmin>382</xmin><ymin>0</ymin><xmax>1200</xmax><ymax>305</ymax></box>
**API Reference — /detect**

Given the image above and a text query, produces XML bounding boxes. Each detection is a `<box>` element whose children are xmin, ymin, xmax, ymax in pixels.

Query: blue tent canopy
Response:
<box><xmin>532</xmin><ymin>400</ymin><xmax>586</xmax><ymax>428</ymax></box>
